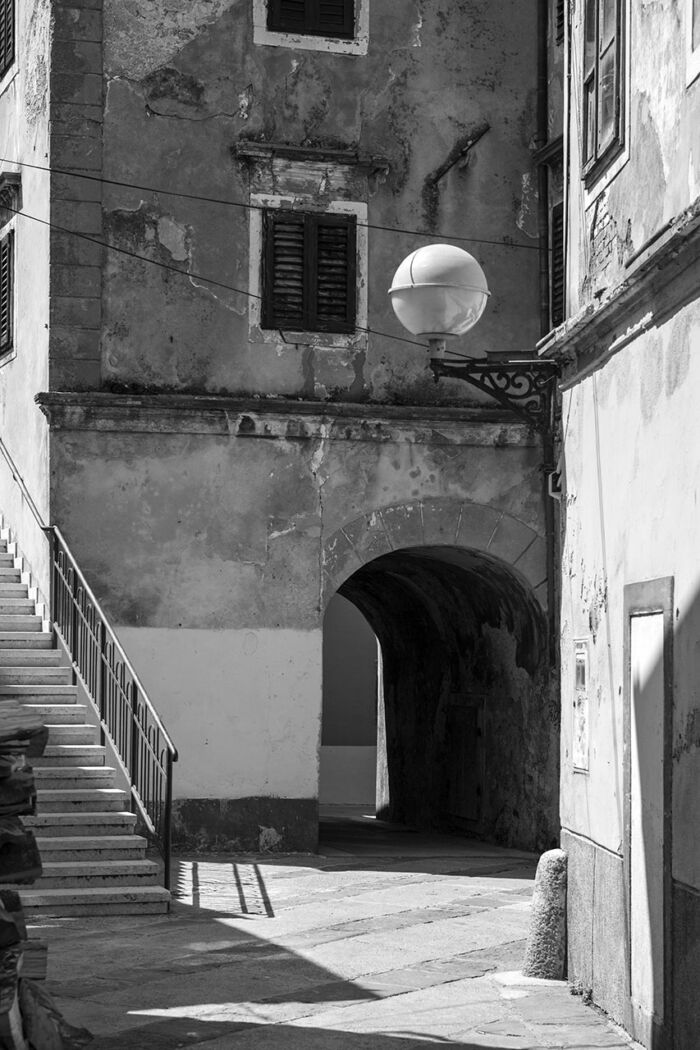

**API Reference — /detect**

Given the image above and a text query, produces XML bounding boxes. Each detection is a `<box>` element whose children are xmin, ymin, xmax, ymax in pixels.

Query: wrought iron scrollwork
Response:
<box><xmin>430</xmin><ymin>357</ymin><xmax>560</xmax><ymax>432</ymax></box>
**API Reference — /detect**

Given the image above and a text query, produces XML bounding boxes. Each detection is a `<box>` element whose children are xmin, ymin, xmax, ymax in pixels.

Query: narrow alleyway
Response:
<box><xmin>36</xmin><ymin>811</ymin><xmax>637</xmax><ymax>1048</ymax></box>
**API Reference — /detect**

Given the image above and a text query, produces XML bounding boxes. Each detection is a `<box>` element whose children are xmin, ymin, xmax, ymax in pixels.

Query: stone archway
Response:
<box><xmin>320</xmin><ymin>499</ymin><xmax>558</xmax><ymax>853</ymax></box>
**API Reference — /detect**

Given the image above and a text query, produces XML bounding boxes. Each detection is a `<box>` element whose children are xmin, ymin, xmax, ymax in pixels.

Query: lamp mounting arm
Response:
<box><xmin>430</xmin><ymin>356</ymin><xmax>559</xmax><ymax>434</ymax></box>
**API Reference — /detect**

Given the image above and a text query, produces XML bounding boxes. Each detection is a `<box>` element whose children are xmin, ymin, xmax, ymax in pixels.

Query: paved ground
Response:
<box><xmin>33</xmin><ymin>812</ymin><xmax>639</xmax><ymax>1049</ymax></box>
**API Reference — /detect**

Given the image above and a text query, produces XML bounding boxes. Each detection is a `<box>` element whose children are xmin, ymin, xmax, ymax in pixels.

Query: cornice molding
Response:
<box><xmin>35</xmin><ymin>393</ymin><xmax>535</xmax><ymax>447</ymax></box>
<box><xmin>538</xmin><ymin>196</ymin><xmax>700</xmax><ymax>384</ymax></box>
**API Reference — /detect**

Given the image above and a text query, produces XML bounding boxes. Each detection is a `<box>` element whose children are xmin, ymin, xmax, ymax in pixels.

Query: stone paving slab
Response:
<box><xmin>31</xmin><ymin>826</ymin><xmax>639</xmax><ymax>1049</ymax></box>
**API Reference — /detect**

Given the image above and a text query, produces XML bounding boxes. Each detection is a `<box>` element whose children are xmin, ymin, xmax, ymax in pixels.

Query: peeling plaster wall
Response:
<box><xmin>47</xmin><ymin>405</ymin><xmax>549</xmax><ymax>847</ymax></box>
<box><xmin>78</xmin><ymin>0</ymin><xmax>543</xmax><ymax>402</ymax></box>
<box><xmin>0</xmin><ymin>0</ymin><xmax>51</xmax><ymax>593</ymax></box>
<box><xmin>559</xmin><ymin>299</ymin><xmax>700</xmax><ymax>1033</ymax></box>
<box><xmin>567</xmin><ymin>0</ymin><xmax>700</xmax><ymax>313</ymax></box>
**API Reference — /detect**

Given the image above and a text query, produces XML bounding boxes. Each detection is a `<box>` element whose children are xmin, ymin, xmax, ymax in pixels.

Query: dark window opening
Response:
<box><xmin>0</xmin><ymin>0</ymin><xmax>14</xmax><ymax>80</ymax></box>
<box><xmin>555</xmin><ymin>0</ymin><xmax>565</xmax><ymax>44</ymax></box>
<box><xmin>267</xmin><ymin>0</ymin><xmax>354</xmax><ymax>39</ymax></box>
<box><xmin>550</xmin><ymin>202</ymin><xmax>565</xmax><ymax>328</ymax></box>
<box><xmin>262</xmin><ymin>209</ymin><xmax>357</xmax><ymax>334</ymax></box>
<box><xmin>0</xmin><ymin>230</ymin><xmax>13</xmax><ymax>357</ymax></box>
<box><xmin>582</xmin><ymin>0</ymin><xmax>624</xmax><ymax>182</ymax></box>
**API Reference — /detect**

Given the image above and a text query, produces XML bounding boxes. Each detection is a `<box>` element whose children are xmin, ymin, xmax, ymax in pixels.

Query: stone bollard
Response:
<box><xmin>523</xmin><ymin>848</ymin><xmax>568</xmax><ymax>980</ymax></box>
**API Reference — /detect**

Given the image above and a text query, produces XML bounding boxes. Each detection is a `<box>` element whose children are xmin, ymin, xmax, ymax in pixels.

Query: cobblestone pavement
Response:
<box><xmin>35</xmin><ymin>813</ymin><xmax>639</xmax><ymax>1049</ymax></box>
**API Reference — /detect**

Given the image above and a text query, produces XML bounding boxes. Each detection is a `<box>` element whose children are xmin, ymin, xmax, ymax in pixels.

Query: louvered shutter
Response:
<box><xmin>268</xmin><ymin>0</ymin><xmax>354</xmax><ymax>38</ymax></box>
<box><xmin>262</xmin><ymin>210</ymin><xmax>356</xmax><ymax>333</ymax></box>
<box><xmin>555</xmin><ymin>0</ymin><xmax>565</xmax><ymax>43</ymax></box>
<box><xmin>0</xmin><ymin>0</ymin><xmax>14</xmax><ymax>80</ymax></box>
<box><xmin>0</xmin><ymin>232</ymin><xmax>13</xmax><ymax>355</ymax></box>
<box><xmin>262</xmin><ymin>211</ymin><xmax>306</xmax><ymax>330</ymax></box>
<box><xmin>311</xmin><ymin>214</ymin><xmax>355</xmax><ymax>331</ymax></box>
<box><xmin>550</xmin><ymin>202</ymin><xmax>565</xmax><ymax>328</ymax></box>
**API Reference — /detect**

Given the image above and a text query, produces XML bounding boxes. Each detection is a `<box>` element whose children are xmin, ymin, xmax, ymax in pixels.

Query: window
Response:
<box><xmin>261</xmin><ymin>209</ymin><xmax>357</xmax><ymax>333</ymax></box>
<box><xmin>550</xmin><ymin>201</ymin><xmax>565</xmax><ymax>327</ymax></box>
<box><xmin>0</xmin><ymin>230</ymin><xmax>13</xmax><ymax>357</ymax></box>
<box><xmin>0</xmin><ymin>0</ymin><xmax>14</xmax><ymax>81</ymax></box>
<box><xmin>267</xmin><ymin>0</ymin><xmax>354</xmax><ymax>38</ymax></box>
<box><xmin>688</xmin><ymin>0</ymin><xmax>700</xmax><ymax>84</ymax></box>
<box><xmin>555</xmin><ymin>0</ymin><xmax>565</xmax><ymax>44</ymax></box>
<box><xmin>582</xmin><ymin>0</ymin><xmax>624</xmax><ymax>179</ymax></box>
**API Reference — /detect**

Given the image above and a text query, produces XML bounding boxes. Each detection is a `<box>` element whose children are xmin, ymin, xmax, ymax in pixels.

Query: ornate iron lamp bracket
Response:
<box><xmin>430</xmin><ymin>356</ymin><xmax>560</xmax><ymax>433</ymax></box>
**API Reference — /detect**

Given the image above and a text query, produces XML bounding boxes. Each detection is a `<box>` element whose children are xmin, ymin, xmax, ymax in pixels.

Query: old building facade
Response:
<box><xmin>542</xmin><ymin>0</ymin><xmax>700</xmax><ymax>1045</ymax></box>
<box><xmin>0</xmin><ymin>0</ymin><xmax>562</xmax><ymax>863</ymax></box>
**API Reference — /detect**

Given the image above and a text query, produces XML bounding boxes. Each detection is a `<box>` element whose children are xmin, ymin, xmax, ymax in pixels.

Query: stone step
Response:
<box><xmin>0</xmin><ymin>616</ymin><xmax>42</xmax><ymax>631</ymax></box>
<box><xmin>34</xmin><ymin>767</ymin><xmax>115</xmax><ymax>790</ymax></box>
<box><xmin>0</xmin><ymin>649</ymin><xmax>61</xmax><ymax>665</ymax></box>
<box><xmin>18</xmin><ymin>886</ymin><xmax>170</xmax><ymax>917</ymax></box>
<box><xmin>0</xmin><ymin>584</ymin><xmax>29</xmax><ymax>597</ymax></box>
<box><xmin>37</xmin><ymin>745</ymin><xmax>106</xmax><ymax>767</ymax></box>
<box><xmin>0</xmin><ymin>684</ymin><xmax>77</xmax><ymax>700</ymax></box>
<box><xmin>18</xmin><ymin>859</ymin><xmax>160</xmax><ymax>889</ymax></box>
<box><xmin>20</xmin><ymin>704</ymin><xmax>86</xmax><ymax>723</ymax></box>
<box><xmin>35</xmin><ymin>836</ymin><xmax>148</xmax><ymax>861</ymax></box>
<box><xmin>45</xmin><ymin>724</ymin><xmax>98</xmax><ymax>745</ymax></box>
<box><xmin>25</xmin><ymin>811</ymin><xmax>138</xmax><ymax>836</ymax></box>
<box><xmin>0</xmin><ymin>667</ymin><xmax>72</xmax><ymax>684</ymax></box>
<box><xmin>0</xmin><ymin>600</ymin><xmax>35</xmax><ymax>614</ymax></box>
<box><xmin>0</xmin><ymin>555</ymin><xmax>15</xmax><ymax>567</ymax></box>
<box><xmin>36</xmin><ymin>788</ymin><xmax>127</xmax><ymax>812</ymax></box>
<box><xmin>0</xmin><ymin>632</ymin><xmax>52</xmax><ymax>649</ymax></box>
<box><xmin>0</xmin><ymin>570</ymin><xmax>21</xmax><ymax>582</ymax></box>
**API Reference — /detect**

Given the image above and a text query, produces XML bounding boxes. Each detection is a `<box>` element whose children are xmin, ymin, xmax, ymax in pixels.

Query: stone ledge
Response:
<box><xmin>35</xmin><ymin>392</ymin><xmax>537</xmax><ymax>445</ymax></box>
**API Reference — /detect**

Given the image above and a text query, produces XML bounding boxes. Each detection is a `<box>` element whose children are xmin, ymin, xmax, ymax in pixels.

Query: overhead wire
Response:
<box><xmin>0</xmin><ymin>155</ymin><xmax>543</xmax><ymax>253</ymax></box>
<box><xmin>4</xmin><ymin>203</ymin><xmax>442</xmax><ymax>354</ymax></box>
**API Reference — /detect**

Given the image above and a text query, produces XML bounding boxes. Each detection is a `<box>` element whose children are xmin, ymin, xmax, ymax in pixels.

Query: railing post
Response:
<box><xmin>70</xmin><ymin>570</ymin><xmax>78</xmax><ymax>655</ymax></box>
<box><xmin>129</xmin><ymin>682</ymin><xmax>139</xmax><ymax>814</ymax></box>
<box><xmin>164</xmin><ymin>751</ymin><xmax>173</xmax><ymax>894</ymax></box>
<box><xmin>97</xmin><ymin>621</ymin><xmax>106</xmax><ymax>749</ymax></box>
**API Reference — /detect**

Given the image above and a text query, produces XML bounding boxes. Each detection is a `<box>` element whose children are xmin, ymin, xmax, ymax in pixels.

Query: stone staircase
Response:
<box><xmin>0</xmin><ymin>536</ymin><xmax>170</xmax><ymax>917</ymax></box>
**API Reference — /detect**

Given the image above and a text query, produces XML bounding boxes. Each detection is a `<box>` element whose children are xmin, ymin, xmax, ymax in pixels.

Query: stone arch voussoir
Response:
<box><xmin>322</xmin><ymin>497</ymin><xmax>547</xmax><ymax>608</ymax></box>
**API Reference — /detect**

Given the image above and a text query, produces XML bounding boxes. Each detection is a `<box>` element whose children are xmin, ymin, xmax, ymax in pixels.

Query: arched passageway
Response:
<box><xmin>329</xmin><ymin>545</ymin><xmax>558</xmax><ymax>853</ymax></box>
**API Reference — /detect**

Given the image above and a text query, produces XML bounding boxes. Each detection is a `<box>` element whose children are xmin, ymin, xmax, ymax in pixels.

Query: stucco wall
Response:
<box><xmin>85</xmin><ymin>0</ymin><xmax>541</xmax><ymax>402</ymax></box>
<box><xmin>0</xmin><ymin>0</ymin><xmax>51</xmax><ymax>588</ymax></box>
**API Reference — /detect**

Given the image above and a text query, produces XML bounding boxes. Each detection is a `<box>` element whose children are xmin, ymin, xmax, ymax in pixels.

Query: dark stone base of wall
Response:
<box><xmin>673</xmin><ymin>880</ymin><xmax>700</xmax><ymax>1050</ymax></box>
<box><xmin>172</xmin><ymin>797</ymin><xmax>318</xmax><ymax>853</ymax></box>
<box><xmin>562</xmin><ymin>829</ymin><xmax>629</xmax><ymax>1030</ymax></box>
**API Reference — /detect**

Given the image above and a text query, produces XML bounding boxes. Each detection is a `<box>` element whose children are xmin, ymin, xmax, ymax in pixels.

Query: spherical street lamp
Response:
<box><xmin>388</xmin><ymin>244</ymin><xmax>490</xmax><ymax>360</ymax></box>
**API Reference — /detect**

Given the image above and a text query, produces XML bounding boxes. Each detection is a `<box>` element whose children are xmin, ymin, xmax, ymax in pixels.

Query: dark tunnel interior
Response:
<box><xmin>338</xmin><ymin>545</ymin><xmax>560</xmax><ymax>853</ymax></box>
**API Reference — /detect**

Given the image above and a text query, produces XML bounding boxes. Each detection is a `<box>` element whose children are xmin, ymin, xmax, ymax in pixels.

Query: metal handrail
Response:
<box><xmin>0</xmin><ymin>437</ymin><xmax>177</xmax><ymax>890</ymax></box>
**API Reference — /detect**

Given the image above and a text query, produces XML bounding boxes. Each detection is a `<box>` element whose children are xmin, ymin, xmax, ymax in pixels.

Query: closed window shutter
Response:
<box><xmin>312</xmin><ymin>215</ymin><xmax>355</xmax><ymax>331</ymax></box>
<box><xmin>550</xmin><ymin>202</ymin><xmax>565</xmax><ymax>328</ymax></box>
<box><xmin>262</xmin><ymin>210</ymin><xmax>356</xmax><ymax>333</ymax></box>
<box><xmin>0</xmin><ymin>0</ymin><xmax>14</xmax><ymax>80</ymax></box>
<box><xmin>262</xmin><ymin>211</ymin><xmax>306</xmax><ymax>330</ymax></box>
<box><xmin>0</xmin><ymin>232</ymin><xmax>13</xmax><ymax>355</ymax></box>
<box><xmin>268</xmin><ymin>0</ymin><xmax>354</xmax><ymax>38</ymax></box>
<box><xmin>555</xmin><ymin>0</ymin><xmax>565</xmax><ymax>43</ymax></box>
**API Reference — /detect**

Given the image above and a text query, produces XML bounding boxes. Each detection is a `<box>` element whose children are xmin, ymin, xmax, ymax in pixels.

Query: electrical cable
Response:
<box><xmin>6</xmin><ymin>203</ymin><xmax>441</xmax><ymax>353</ymax></box>
<box><xmin>0</xmin><ymin>155</ymin><xmax>543</xmax><ymax>253</ymax></box>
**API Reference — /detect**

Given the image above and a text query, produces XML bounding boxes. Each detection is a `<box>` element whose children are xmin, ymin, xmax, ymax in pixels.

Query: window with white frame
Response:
<box><xmin>0</xmin><ymin>0</ymin><xmax>14</xmax><ymax>82</ymax></box>
<box><xmin>253</xmin><ymin>0</ymin><xmax>369</xmax><ymax>55</ymax></box>
<box><xmin>0</xmin><ymin>174</ymin><xmax>19</xmax><ymax>362</ymax></box>
<box><xmin>688</xmin><ymin>0</ymin><xmax>700</xmax><ymax>84</ymax></box>
<box><xmin>582</xmin><ymin>0</ymin><xmax>625</xmax><ymax>183</ymax></box>
<box><xmin>249</xmin><ymin>194</ymin><xmax>367</xmax><ymax>349</ymax></box>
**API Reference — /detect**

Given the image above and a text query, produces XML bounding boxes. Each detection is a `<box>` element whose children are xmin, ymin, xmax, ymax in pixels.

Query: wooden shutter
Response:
<box><xmin>555</xmin><ymin>0</ymin><xmax>565</xmax><ymax>43</ymax></box>
<box><xmin>262</xmin><ymin>210</ymin><xmax>356</xmax><ymax>333</ymax></box>
<box><xmin>0</xmin><ymin>0</ymin><xmax>14</xmax><ymax>80</ymax></box>
<box><xmin>268</xmin><ymin>0</ymin><xmax>354</xmax><ymax>38</ymax></box>
<box><xmin>550</xmin><ymin>202</ymin><xmax>565</xmax><ymax>328</ymax></box>
<box><xmin>311</xmin><ymin>214</ymin><xmax>355</xmax><ymax>331</ymax></box>
<box><xmin>0</xmin><ymin>232</ymin><xmax>13</xmax><ymax>356</ymax></box>
<box><xmin>262</xmin><ymin>211</ymin><xmax>305</xmax><ymax>330</ymax></box>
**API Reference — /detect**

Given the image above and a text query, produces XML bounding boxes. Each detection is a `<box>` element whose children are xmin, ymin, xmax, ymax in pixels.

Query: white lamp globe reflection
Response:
<box><xmin>388</xmin><ymin>244</ymin><xmax>490</xmax><ymax>359</ymax></box>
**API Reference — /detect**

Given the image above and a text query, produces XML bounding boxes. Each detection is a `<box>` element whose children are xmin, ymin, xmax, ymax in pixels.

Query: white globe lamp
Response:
<box><xmin>388</xmin><ymin>244</ymin><xmax>490</xmax><ymax>359</ymax></box>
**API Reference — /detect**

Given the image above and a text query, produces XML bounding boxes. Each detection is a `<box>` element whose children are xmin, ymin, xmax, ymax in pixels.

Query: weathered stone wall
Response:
<box><xmin>78</xmin><ymin>0</ymin><xmax>542</xmax><ymax>402</ymax></box>
<box><xmin>0</xmin><ymin>0</ymin><xmax>51</xmax><ymax>593</ymax></box>
<box><xmin>42</xmin><ymin>395</ymin><xmax>554</xmax><ymax>849</ymax></box>
<box><xmin>558</xmin><ymin>295</ymin><xmax>700</xmax><ymax>1043</ymax></box>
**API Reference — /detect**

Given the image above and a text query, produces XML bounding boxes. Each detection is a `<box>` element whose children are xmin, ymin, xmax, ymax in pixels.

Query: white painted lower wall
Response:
<box><xmin>319</xmin><ymin>745</ymin><xmax>377</xmax><ymax>805</ymax></box>
<box><xmin>116</xmin><ymin>626</ymin><xmax>322</xmax><ymax>800</ymax></box>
